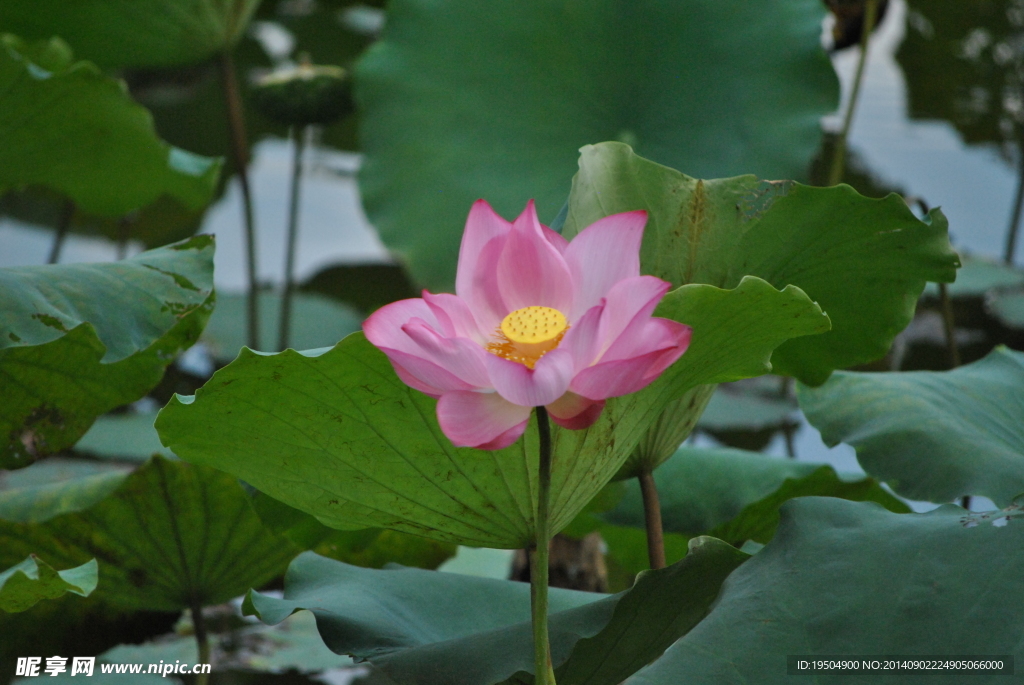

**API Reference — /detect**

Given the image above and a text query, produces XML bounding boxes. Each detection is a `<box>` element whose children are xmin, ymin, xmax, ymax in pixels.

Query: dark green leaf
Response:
<box><xmin>0</xmin><ymin>456</ymin><xmax>298</xmax><ymax>612</ymax></box>
<box><xmin>0</xmin><ymin>556</ymin><xmax>97</xmax><ymax>613</ymax></box>
<box><xmin>798</xmin><ymin>346</ymin><xmax>1024</xmax><ymax>506</ymax></box>
<box><xmin>0</xmin><ymin>1</ymin><xmax>261</xmax><ymax>69</ymax></box>
<box><xmin>252</xmin><ymin>492</ymin><xmax>456</xmax><ymax>570</ymax></box>
<box><xmin>244</xmin><ymin>537</ymin><xmax>748</xmax><ymax>685</ymax></box>
<box><xmin>0</xmin><ymin>36</ymin><xmax>221</xmax><ymax>216</ymax></box>
<box><xmin>563</xmin><ymin>143</ymin><xmax>961</xmax><ymax>385</ymax></box>
<box><xmin>357</xmin><ymin>0</ymin><xmax>839</xmax><ymax>289</ymax></box>
<box><xmin>628</xmin><ymin>497</ymin><xmax>1024</xmax><ymax>684</ymax></box>
<box><xmin>158</xmin><ymin>276</ymin><xmax>828</xmax><ymax>548</ymax></box>
<box><xmin>604</xmin><ymin>446</ymin><xmax>910</xmax><ymax>546</ymax></box>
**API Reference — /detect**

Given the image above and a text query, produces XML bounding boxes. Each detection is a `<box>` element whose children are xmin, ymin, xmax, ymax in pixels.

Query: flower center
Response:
<box><xmin>486</xmin><ymin>306</ymin><xmax>569</xmax><ymax>369</ymax></box>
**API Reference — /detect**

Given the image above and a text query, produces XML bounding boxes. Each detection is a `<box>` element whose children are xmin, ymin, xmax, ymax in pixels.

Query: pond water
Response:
<box><xmin>0</xmin><ymin>0</ymin><xmax>1016</xmax><ymax>516</ymax></box>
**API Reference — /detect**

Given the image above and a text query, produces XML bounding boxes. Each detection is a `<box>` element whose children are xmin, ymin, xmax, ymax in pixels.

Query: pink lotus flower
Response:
<box><xmin>364</xmin><ymin>200</ymin><xmax>692</xmax><ymax>450</ymax></box>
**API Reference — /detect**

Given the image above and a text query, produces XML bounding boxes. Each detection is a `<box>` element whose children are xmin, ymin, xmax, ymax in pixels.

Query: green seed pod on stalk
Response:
<box><xmin>252</xmin><ymin>60</ymin><xmax>353</xmax><ymax>127</ymax></box>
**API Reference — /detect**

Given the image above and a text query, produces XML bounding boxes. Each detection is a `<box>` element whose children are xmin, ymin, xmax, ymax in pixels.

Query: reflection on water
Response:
<box><xmin>833</xmin><ymin>0</ymin><xmax>1021</xmax><ymax>263</ymax></box>
<box><xmin>197</xmin><ymin>138</ymin><xmax>389</xmax><ymax>292</ymax></box>
<box><xmin>0</xmin><ymin>138</ymin><xmax>391</xmax><ymax>293</ymax></box>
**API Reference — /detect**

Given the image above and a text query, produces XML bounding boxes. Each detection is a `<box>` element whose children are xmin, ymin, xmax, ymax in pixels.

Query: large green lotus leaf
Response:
<box><xmin>798</xmin><ymin>346</ymin><xmax>1024</xmax><ymax>507</ymax></box>
<box><xmin>627</xmin><ymin>497</ymin><xmax>1024</xmax><ymax>685</ymax></box>
<box><xmin>0</xmin><ymin>456</ymin><xmax>298</xmax><ymax>612</ymax></box>
<box><xmin>0</xmin><ymin>237</ymin><xmax>215</xmax><ymax>469</ymax></box>
<box><xmin>562</xmin><ymin>143</ymin><xmax>961</xmax><ymax>386</ymax></box>
<box><xmin>157</xmin><ymin>275</ymin><xmax>828</xmax><ymax>548</ymax></box>
<box><xmin>0</xmin><ymin>36</ymin><xmax>221</xmax><ymax>216</ymax></box>
<box><xmin>1</xmin><ymin>236</ymin><xmax>214</xmax><ymax>361</ymax></box>
<box><xmin>357</xmin><ymin>0</ymin><xmax>839</xmax><ymax>290</ymax></box>
<box><xmin>0</xmin><ymin>556</ymin><xmax>97</xmax><ymax>613</ymax></box>
<box><xmin>602</xmin><ymin>446</ymin><xmax>910</xmax><ymax>547</ymax></box>
<box><xmin>0</xmin><ymin>1</ymin><xmax>261</xmax><ymax>69</ymax></box>
<box><xmin>244</xmin><ymin>538</ymin><xmax>748</xmax><ymax>685</ymax></box>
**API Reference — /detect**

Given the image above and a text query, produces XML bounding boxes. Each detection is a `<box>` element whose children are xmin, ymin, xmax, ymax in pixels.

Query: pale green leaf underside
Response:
<box><xmin>158</xmin><ymin>276</ymin><xmax>828</xmax><ymax>548</ymax></box>
<box><xmin>0</xmin><ymin>36</ymin><xmax>221</xmax><ymax>215</ymax></box>
<box><xmin>798</xmin><ymin>346</ymin><xmax>1024</xmax><ymax>507</ymax></box>
<box><xmin>0</xmin><ymin>556</ymin><xmax>97</xmax><ymax>613</ymax></box>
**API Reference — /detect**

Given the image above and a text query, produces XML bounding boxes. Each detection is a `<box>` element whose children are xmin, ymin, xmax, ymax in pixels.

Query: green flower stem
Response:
<box><xmin>828</xmin><ymin>0</ymin><xmax>879</xmax><ymax>187</ymax></box>
<box><xmin>218</xmin><ymin>49</ymin><xmax>260</xmax><ymax>351</ymax></box>
<box><xmin>46</xmin><ymin>199</ymin><xmax>75</xmax><ymax>265</ymax></box>
<box><xmin>531</xmin><ymin>406</ymin><xmax>557</xmax><ymax>685</ymax></box>
<box><xmin>1005</xmin><ymin>136</ymin><xmax>1024</xmax><ymax>265</ymax></box>
<box><xmin>278</xmin><ymin>125</ymin><xmax>307</xmax><ymax>352</ymax></box>
<box><xmin>191</xmin><ymin>600</ymin><xmax>210</xmax><ymax>685</ymax></box>
<box><xmin>638</xmin><ymin>469</ymin><xmax>667</xmax><ymax>569</ymax></box>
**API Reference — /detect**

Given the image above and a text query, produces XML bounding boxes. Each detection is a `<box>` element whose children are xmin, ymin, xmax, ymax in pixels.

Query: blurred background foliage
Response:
<box><xmin>2</xmin><ymin>0</ymin><xmax>1024</xmax><ymax>683</ymax></box>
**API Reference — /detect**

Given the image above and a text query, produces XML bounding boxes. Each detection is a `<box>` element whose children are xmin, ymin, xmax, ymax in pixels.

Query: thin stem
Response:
<box><xmin>783</xmin><ymin>425</ymin><xmax>797</xmax><ymax>459</ymax></box>
<box><xmin>190</xmin><ymin>601</ymin><xmax>210</xmax><ymax>685</ymax></box>
<box><xmin>278</xmin><ymin>125</ymin><xmax>307</xmax><ymax>352</ymax></box>
<box><xmin>531</xmin><ymin>407</ymin><xmax>556</xmax><ymax>685</ymax></box>
<box><xmin>638</xmin><ymin>469</ymin><xmax>666</xmax><ymax>570</ymax></box>
<box><xmin>938</xmin><ymin>282</ymin><xmax>961</xmax><ymax>368</ymax></box>
<box><xmin>47</xmin><ymin>200</ymin><xmax>74</xmax><ymax>264</ymax></box>
<box><xmin>828</xmin><ymin>0</ymin><xmax>879</xmax><ymax>187</ymax></box>
<box><xmin>116</xmin><ymin>216</ymin><xmax>131</xmax><ymax>261</ymax></box>
<box><xmin>1005</xmin><ymin>137</ymin><xmax>1024</xmax><ymax>265</ymax></box>
<box><xmin>218</xmin><ymin>49</ymin><xmax>260</xmax><ymax>351</ymax></box>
